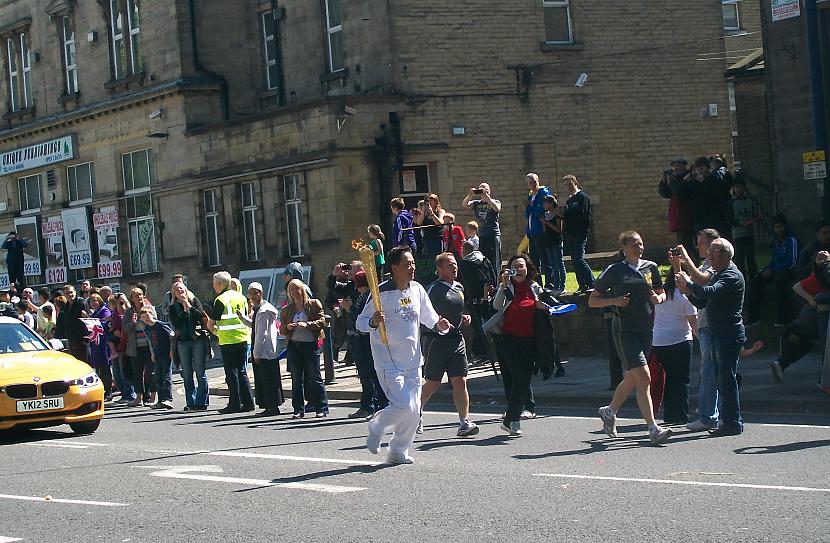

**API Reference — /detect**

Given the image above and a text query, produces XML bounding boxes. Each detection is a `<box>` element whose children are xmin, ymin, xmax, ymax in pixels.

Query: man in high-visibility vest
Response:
<box><xmin>208</xmin><ymin>271</ymin><xmax>255</xmax><ymax>414</ymax></box>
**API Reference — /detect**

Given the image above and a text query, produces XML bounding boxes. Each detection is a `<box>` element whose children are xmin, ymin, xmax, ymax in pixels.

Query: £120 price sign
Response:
<box><xmin>97</xmin><ymin>260</ymin><xmax>122</xmax><ymax>279</ymax></box>
<box><xmin>46</xmin><ymin>267</ymin><xmax>66</xmax><ymax>285</ymax></box>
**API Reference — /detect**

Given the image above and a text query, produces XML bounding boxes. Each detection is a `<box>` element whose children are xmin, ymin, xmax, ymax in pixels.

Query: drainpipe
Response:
<box><xmin>804</xmin><ymin>0</ymin><xmax>829</xmax><ymax>217</ymax></box>
<box><xmin>188</xmin><ymin>0</ymin><xmax>230</xmax><ymax>120</ymax></box>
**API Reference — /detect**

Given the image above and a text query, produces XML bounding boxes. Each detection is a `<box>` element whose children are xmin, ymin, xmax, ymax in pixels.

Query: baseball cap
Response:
<box><xmin>248</xmin><ymin>282</ymin><xmax>263</xmax><ymax>293</ymax></box>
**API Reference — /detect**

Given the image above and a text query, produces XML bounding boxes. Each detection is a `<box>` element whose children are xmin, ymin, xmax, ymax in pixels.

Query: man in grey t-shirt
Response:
<box><xmin>463</xmin><ymin>182</ymin><xmax>501</xmax><ymax>278</ymax></box>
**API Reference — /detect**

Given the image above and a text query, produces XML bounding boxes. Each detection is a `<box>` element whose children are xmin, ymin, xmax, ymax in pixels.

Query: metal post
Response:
<box><xmin>804</xmin><ymin>0</ymin><xmax>830</xmax><ymax>216</ymax></box>
<box><xmin>322</xmin><ymin>314</ymin><xmax>336</xmax><ymax>384</ymax></box>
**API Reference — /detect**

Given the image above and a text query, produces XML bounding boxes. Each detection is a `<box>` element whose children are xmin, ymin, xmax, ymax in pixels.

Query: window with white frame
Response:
<box><xmin>122</xmin><ymin>148</ymin><xmax>155</xmax><ymax>192</ymax></box>
<box><xmin>204</xmin><ymin>189</ymin><xmax>221</xmax><ymax>267</ymax></box>
<box><xmin>284</xmin><ymin>174</ymin><xmax>304</xmax><ymax>258</ymax></box>
<box><xmin>241</xmin><ymin>182</ymin><xmax>259</xmax><ymax>261</ymax></box>
<box><xmin>20</xmin><ymin>33</ymin><xmax>31</xmax><ymax>108</ymax></box>
<box><xmin>67</xmin><ymin>162</ymin><xmax>95</xmax><ymax>204</ymax></box>
<box><xmin>109</xmin><ymin>0</ymin><xmax>142</xmax><ymax>79</ymax></box>
<box><xmin>6</xmin><ymin>37</ymin><xmax>18</xmax><ymax>111</ymax></box>
<box><xmin>18</xmin><ymin>174</ymin><xmax>41</xmax><ymax>212</ymax></box>
<box><xmin>261</xmin><ymin>10</ymin><xmax>281</xmax><ymax>91</ymax></box>
<box><xmin>722</xmin><ymin>1</ymin><xmax>741</xmax><ymax>31</ymax></box>
<box><xmin>542</xmin><ymin>0</ymin><xmax>573</xmax><ymax>44</ymax></box>
<box><xmin>126</xmin><ymin>193</ymin><xmax>157</xmax><ymax>274</ymax></box>
<box><xmin>62</xmin><ymin>16</ymin><xmax>78</xmax><ymax>94</ymax></box>
<box><xmin>325</xmin><ymin>0</ymin><xmax>344</xmax><ymax>72</ymax></box>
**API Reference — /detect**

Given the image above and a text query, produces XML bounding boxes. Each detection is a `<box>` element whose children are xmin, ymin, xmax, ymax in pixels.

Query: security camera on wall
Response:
<box><xmin>575</xmin><ymin>73</ymin><xmax>588</xmax><ymax>88</ymax></box>
<box><xmin>148</xmin><ymin>108</ymin><xmax>163</xmax><ymax>119</ymax></box>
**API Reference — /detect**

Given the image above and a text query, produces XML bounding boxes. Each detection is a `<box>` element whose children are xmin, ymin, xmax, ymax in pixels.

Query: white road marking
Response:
<box><xmin>207</xmin><ymin>451</ymin><xmax>383</xmax><ymax>466</ymax></box>
<box><xmin>137</xmin><ymin>465</ymin><xmax>365</xmax><ymax>494</ymax></box>
<box><xmin>25</xmin><ymin>442</ymin><xmax>90</xmax><ymax>449</ymax></box>
<box><xmin>0</xmin><ymin>493</ymin><xmax>129</xmax><ymax>506</ymax></box>
<box><xmin>0</xmin><ymin>536</ymin><xmax>22</xmax><ymax>542</ymax></box>
<box><xmin>759</xmin><ymin>423</ymin><xmax>830</xmax><ymax>429</ymax></box>
<box><xmin>534</xmin><ymin>473</ymin><xmax>830</xmax><ymax>493</ymax></box>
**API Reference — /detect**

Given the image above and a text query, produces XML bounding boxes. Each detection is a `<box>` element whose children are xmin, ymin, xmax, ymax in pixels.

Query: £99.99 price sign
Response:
<box><xmin>97</xmin><ymin>259</ymin><xmax>122</xmax><ymax>279</ymax></box>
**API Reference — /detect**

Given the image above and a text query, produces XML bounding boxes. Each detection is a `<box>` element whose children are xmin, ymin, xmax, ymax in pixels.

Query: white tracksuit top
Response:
<box><xmin>356</xmin><ymin>279</ymin><xmax>440</xmax><ymax>370</ymax></box>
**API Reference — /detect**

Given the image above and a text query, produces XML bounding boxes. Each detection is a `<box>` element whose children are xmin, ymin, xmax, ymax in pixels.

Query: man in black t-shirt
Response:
<box><xmin>558</xmin><ymin>175</ymin><xmax>595</xmax><ymax>294</ymax></box>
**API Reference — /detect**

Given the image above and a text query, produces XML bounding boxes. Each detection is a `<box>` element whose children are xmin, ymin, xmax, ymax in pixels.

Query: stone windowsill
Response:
<box><xmin>319</xmin><ymin>68</ymin><xmax>349</xmax><ymax>83</ymax></box>
<box><xmin>57</xmin><ymin>91</ymin><xmax>81</xmax><ymax>106</ymax></box>
<box><xmin>3</xmin><ymin>105</ymin><xmax>35</xmax><ymax>122</ymax></box>
<box><xmin>104</xmin><ymin>71</ymin><xmax>146</xmax><ymax>92</ymax></box>
<box><xmin>539</xmin><ymin>41</ymin><xmax>584</xmax><ymax>52</ymax></box>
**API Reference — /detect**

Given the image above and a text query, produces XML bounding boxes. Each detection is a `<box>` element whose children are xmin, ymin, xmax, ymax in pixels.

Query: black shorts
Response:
<box><xmin>422</xmin><ymin>333</ymin><xmax>468</xmax><ymax>381</ymax></box>
<box><xmin>610</xmin><ymin>317</ymin><xmax>651</xmax><ymax>371</ymax></box>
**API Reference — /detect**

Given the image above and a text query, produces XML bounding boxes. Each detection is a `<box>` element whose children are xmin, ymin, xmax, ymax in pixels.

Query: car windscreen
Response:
<box><xmin>0</xmin><ymin>322</ymin><xmax>49</xmax><ymax>353</ymax></box>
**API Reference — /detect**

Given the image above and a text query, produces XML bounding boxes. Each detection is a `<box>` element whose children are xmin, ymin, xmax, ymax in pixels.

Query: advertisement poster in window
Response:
<box><xmin>771</xmin><ymin>0</ymin><xmax>800</xmax><ymax>21</ymax></box>
<box><xmin>41</xmin><ymin>216</ymin><xmax>67</xmax><ymax>285</ymax></box>
<box><xmin>0</xmin><ymin>243</ymin><xmax>9</xmax><ymax>289</ymax></box>
<box><xmin>13</xmin><ymin>216</ymin><xmax>41</xmax><ymax>277</ymax></box>
<box><xmin>61</xmin><ymin>207</ymin><xmax>93</xmax><ymax>270</ymax></box>
<box><xmin>93</xmin><ymin>207</ymin><xmax>122</xmax><ymax>279</ymax></box>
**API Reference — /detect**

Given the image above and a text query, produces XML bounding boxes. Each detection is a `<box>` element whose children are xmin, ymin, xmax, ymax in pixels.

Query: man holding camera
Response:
<box><xmin>463</xmin><ymin>182</ymin><xmax>502</xmax><ymax>279</ymax></box>
<box><xmin>2</xmin><ymin>231</ymin><xmax>29</xmax><ymax>288</ymax></box>
<box><xmin>658</xmin><ymin>158</ymin><xmax>694</xmax><ymax>252</ymax></box>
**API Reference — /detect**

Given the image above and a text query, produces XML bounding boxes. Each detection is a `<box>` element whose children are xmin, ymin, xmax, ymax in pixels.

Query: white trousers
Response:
<box><xmin>369</xmin><ymin>365</ymin><xmax>422</xmax><ymax>455</ymax></box>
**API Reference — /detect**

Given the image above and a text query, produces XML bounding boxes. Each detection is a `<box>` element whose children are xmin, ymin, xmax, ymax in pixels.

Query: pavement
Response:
<box><xmin>208</xmin><ymin>346</ymin><xmax>830</xmax><ymax>417</ymax></box>
<box><xmin>1</xmin><ymin>399</ymin><xmax>829</xmax><ymax>541</ymax></box>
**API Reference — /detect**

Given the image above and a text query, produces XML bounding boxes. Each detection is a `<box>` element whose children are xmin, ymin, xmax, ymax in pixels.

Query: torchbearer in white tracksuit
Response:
<box><xmin>357</xmin><ymin>246</ymin><xmax>450</xmax><ymax>464</ymax></box>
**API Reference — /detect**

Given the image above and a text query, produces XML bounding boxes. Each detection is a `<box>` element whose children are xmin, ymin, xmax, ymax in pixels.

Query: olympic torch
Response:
<box><xmin>353</xmin><ymin>239</ymin><xmax>388</xmax><ymax>345</ymax></box>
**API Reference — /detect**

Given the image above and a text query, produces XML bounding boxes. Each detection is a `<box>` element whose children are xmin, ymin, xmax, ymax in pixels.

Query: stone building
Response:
<box><xmin>0</xmin><ymin>0</ymin><xmax>736</xmax><ymax>299</ymax></box>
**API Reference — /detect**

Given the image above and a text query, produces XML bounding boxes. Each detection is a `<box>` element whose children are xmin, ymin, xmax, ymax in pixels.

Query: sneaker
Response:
<box><xmin>126</xmin><ymin>399</ymin><xmax>142</xmax><ymax>407</ymax></box>
<box><xmin>416</xmin><ymin>416</ymin><xmax>424</xmax><ymax>434</ymax></box>
<box><xmin>500</xmin><ymin>421</ymin><xmax>522</xmax><ymax>436</ymax></box>
<box><xmin>218</xmin><ymin>406</ymin><xmax>241</xmax><ymax>415</ymax></box>
<box><xmin>685</xmin><ymin>419</ymin><xmax>715</xmax><ymax>432</ymax></box>
<box><xmin>160</xmin><ymin>400</ymin><xmax>174</xmax><ymax>410</ymax></box>
<box><xmin>520</xmin><ymin>410</ymin><xmax>537</xmax><ymax>420</ymax></box>
<box><xmin>348</xmin><ymin>408</ymin><xmax>372</xmax><ymax>419</ymax></box>
<box><xmin>770</xmin><ymin>360</ymin><xmax>784</xmax><ymax>383</ymax></box>
<box><xmin>366</xmin><ymin>429</ymin><xmax>382</xmax><ymax>455</ymax></box>
<box><xmin>554</xmin><ymin>365</ymin><xmax>566</xmax><ymax>378</ymax></box>
<box><xmin>598</xmin><ymin>406</ymin><xmax>617</xmax><ymax>438</ymax></box>
<box><xmin>649</xmin><ymin>425</ymin><xmax>673</xmax><ymax>445</ymax></box>
<box><xmin>457</xmin><ymin>419</ymin><xmax>480</xmax><ymax>437</ymax></box>
<box><xmin>387</xmin><ymin>451</ymin><xmax>414</xmax><ymax>464</ymax></box>
<box><xmin>708</xmin><ymin>425</ymin><xmax>742</xmax><ymax>437</ymax></box>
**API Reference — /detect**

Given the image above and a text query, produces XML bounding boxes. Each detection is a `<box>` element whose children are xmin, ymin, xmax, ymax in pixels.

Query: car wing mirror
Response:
<box><xmin>48</xmin><ymin>338</ymin><xmax>66</xmax><ymax>351</ymax></box>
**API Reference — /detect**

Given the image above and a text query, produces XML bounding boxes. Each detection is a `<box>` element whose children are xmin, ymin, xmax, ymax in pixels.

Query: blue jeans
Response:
<box><xmin>178</xmin><ymin>338</ymin><xmax>209</xmax><ymax>408</ymax></box>
<box><xmin>154</xmin><ymin>356</ymin><xmax>173</xmax><ymax>403</ymax></box>
<box><xmin>112</xmin><ymin>353</ymin><xmax>135</xmax><ymax>400</ymax></box>
<box><xmin>711</xmin><ymin>333</ymin><xmax>744</xmax><ymax>432</ymax></box>
<box><xmin>350</xmin><ymin>334</ymin><xmax>388</xmax><ymax>412</ymax></box>
<box><xmin>528</xmin><ymin>235</ymin><xmax>552</xmax><ymax>287</ymax></box>
<box><xmin>564</xmin><ymin>233</ymin><xmax>594</xmax><ymax>290</ymax></box>
<box><xmin>696</xmin><ymin>327</ymin><xmax>718</xmax><ymax>427</ymax></box>
<box><xmin>545</xmin><ymin>239</ymin><xmax>566</xmax><ymax>290</ymax></box>
<box><xmin>287</xmin><ymin>341</ymin><xmax>329</xmax><ymax>414</ymax></box>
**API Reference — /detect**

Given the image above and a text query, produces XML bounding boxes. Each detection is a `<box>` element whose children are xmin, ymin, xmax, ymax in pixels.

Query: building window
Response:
<box><xmin>62</xmin><ymin>16</ymin><xmax>78</xmax><ymax>94</ymax></box>
<box><xmin>6</xmin><ymin>37</ymin><xmax>18</xmax><ymax>111</ymax></box>
<box><xmin>241</xmin><ymin>182</ymin><xmax>259</xmax><ymax>262</ymax></box>
<box><xmin>284</xmin><ymin>174</ymin><xmax>304</xmax><ymax>258</ymax></box>
<box><xmin>67</xmin><ymin>162</ymin><xmax>95</xmax><ymax>204</ymax></box>
<box><xmin>126</xmin><ymin>193</ymin><xmax>157</xmax><ymax>274</ymax></box>
<box><xmin>109</xmin><ymin>0</ymin><xmax>142</xmax><ymax>79</ymax></box>
<box><xmin>722</xmin><ymin>1</ymin><xmax>741</xmax><ymax>31</ymax></box>
<box><xmin>122</xmin><ymin>148</ymin><xmax>155</xmax><ymax>193</ymax></box>
<box><xmin>325</xmin><ymin>0</ymin><xmax>344</xmax><ymax>72</ymax></box>
<box><xmin>20</xmin><ymin>33</ymin><xmax>31</xmax><ymax>108</ymax></box>
<box><xmin>18</xmin><ymin>173</ymin><xmax>41</xmax><ymax>212</ymax></box>
<box><xmin>204</xmin><ymin>189</ymin><xmax>220</xmax><ymax>267</ymax></box>
<box><xmin>542</xmin><ymin>0</ymin><xmax>573</xmax><ymax>44</ymax></box>
<box><xmin>261</xmin><ymin>10</ymin><xmax>282</xmax><ymax>91</ymax></box>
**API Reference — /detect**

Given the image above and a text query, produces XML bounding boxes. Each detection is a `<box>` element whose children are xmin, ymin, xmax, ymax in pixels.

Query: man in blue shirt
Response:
<box><xmin>524</xmin><ymin>173</ymin><xmax>552</xmax><ymax>289</ymax></box>
<box><xmin>745</xmin><ymin>214</ymin><xmax>798</xmax><ymax>326</ymax></box>
<box><xmin>390</xmin><ymin>197</ymin><xmax>417</xmax><ymax>253</ymax></box>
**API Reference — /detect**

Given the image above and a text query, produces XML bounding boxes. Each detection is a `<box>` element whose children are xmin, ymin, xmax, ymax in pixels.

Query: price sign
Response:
<box><xmin>97</xmin><ymin>259</ymin><xmax>122</xmax><ymax>279</ymax></box>
<box><xmin>46</xmin><ymin>267</ymin><xmax>66</xmax><ymax>285</ymax></box>
<box><xmin>68</xmin><ymin>251</ymin><xmax>92</xmax><ymax>269</ymax></box>
<box><xmin>23</xmin><ymin>260</ymin><xmax>41</xmax><ymax>276</ymax></box>
<box><xmin>0</xmin><ymin>274</ymin><xmax>9</xmax><ymax>290</ymax></box>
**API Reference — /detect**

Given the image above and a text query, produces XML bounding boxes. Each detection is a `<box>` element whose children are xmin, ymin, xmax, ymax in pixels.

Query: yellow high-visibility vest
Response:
<box><xmin>214</xmin><ymin>289</ymin><xmax>250</xmax><ymax>345</ymax></box>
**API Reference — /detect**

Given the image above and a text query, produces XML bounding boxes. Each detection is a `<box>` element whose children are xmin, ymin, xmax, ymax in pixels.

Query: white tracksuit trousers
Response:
<box><xmin>368</xmin><ymin>365</ymin><xmax>422</xmax><ymax>455</ymax></box>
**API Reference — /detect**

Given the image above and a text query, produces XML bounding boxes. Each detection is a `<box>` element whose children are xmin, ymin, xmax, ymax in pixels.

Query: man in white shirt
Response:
<box><xmin>357</xmin><ymin>246</ymin><xmax>450</xmax><ymax>464</ymax></box>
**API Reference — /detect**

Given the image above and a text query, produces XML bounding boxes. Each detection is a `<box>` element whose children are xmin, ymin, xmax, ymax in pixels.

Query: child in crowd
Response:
<box><xmin>367</xmin><ymin>224</ymin><xmax>385</xmax><ymax>279</ymax></box>
<box><xmin>540</xmin><ymin>195</ymin><xmax>566</xmax><ymax>294</ymax></box>
<box><xmin>443</xmin><ymin>213</ymin><xmax>466</xmax><ymax>258</ymax></box>
<box><xmin>41</xmin><ymin>305</ymin><xmax>55</xmax><ymax>339</ymax></box>
<box><xmin>465</xmin><ymin>221</ymin><xmax>480</xmax><ymax>251</ymax></box>
<box><xmin>138</xmin><ymin>307</ymin><xmax>175</xmax><ymax>410</ymax></box>
<box><xmin>730</xmin><ymin>178</ymin><xmax>759</xmax><ymax>278</ymax></box>
<box><xmin>17</xmin><ymin>300</ymin><xmax>34</xmax><ymax>328</ymax></box>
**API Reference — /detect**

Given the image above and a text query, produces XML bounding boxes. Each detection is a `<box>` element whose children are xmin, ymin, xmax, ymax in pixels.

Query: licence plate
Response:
<box><xmin>16</xmin><ymin>397</ymin><xmax>65</xmax><ymax>412</ymax></box>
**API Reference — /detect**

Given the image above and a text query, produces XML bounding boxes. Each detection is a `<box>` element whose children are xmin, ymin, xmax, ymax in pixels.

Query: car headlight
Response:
<box><xmin>74</xmin><ymin>371</ymin><xmax>100</xmax><ymax>388</ymax></box>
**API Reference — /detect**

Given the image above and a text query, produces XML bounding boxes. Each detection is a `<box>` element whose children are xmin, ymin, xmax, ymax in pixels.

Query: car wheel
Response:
<box><xmin>69</xmin><ymin>420</ymin><xmax>100</xmax><ymax>435</ymax></box>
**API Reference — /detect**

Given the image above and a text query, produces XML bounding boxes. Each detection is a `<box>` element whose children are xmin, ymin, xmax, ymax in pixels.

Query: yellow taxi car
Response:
<box><xmin>0</xmin><ymin>316</ymin><xmax>104</xmax><ymax>434</ymax></box>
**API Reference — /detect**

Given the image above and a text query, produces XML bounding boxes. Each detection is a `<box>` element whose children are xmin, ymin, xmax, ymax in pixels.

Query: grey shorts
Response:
<box><xmin>422</xmin><ymin>333</ymin><xmax>468</xmax><ymax>381</ymax></box>
<box><xmin>610</xmin><ymin>317</ymin><xmax>651</xmax><ymax>371</ymax></box>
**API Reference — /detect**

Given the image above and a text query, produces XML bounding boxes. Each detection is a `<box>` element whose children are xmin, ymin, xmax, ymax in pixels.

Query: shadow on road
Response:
<box><xmin>233</xmin><ymin>464</ymin><xmax>395</xmax><ymax>493</ymax></box>
<box><xmin>734</xmin><ymin>439</ymin><xmax>830</xmax><ymax>455</ymax></box>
